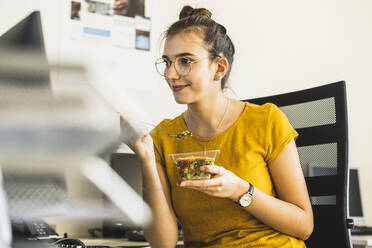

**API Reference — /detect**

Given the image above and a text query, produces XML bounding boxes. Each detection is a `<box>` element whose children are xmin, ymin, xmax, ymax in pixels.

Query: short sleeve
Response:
<box><xmin>265</xmin><ymin>103</ymin><xmax>298</xmax><ymax>164</ymax></box>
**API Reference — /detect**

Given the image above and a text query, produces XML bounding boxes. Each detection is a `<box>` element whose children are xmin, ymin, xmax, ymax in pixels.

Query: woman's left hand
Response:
<box><xmin>178</xmin><ymin>165</ymin><xmax>249</xmax><ymax>201</ymax></box>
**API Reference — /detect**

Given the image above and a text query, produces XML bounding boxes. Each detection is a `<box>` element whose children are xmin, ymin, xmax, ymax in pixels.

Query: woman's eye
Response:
<box><xmin>179</xmin><ymin>57</ymin><xmax>192</xmax><ymax>65</ymax></box>
<box><xmin>164</xmin><ymin>60</ymin><xmax>172</xmax><ymax>67</ymax></box>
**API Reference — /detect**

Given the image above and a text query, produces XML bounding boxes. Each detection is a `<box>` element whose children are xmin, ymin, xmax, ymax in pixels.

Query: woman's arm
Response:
<box><xmin>141</xmin><ymin>158</ymin><xmax>179</xmax><ymax>248</ymax></box>
<box><xmin>120</xmin><ymin>116</ymin><xmax>178</xmax><ymax>248</ymax></box>
<box><xmin>179</xmin><ymin>140</ymin><xmax>313</xmax><ymax>240</ymax></box>
<box><xmin>238</xmin><ymin>140</ymin><xmax>313</xmax><ymax>240</ymax></box>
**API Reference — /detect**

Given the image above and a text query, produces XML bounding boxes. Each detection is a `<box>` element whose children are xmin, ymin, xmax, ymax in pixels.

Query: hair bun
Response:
<box><xmin>179</xmin><ymin>5</ymin><xmax>212</xmax><ymax>20</ymax></box>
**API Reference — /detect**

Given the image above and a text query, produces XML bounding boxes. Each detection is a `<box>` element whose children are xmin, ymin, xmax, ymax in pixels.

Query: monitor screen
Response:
<box><xmin>0</xmin><ymin>11</ymin><xmax>50</xmax><ymax>88</ymax></box>
<box><xmin>308</xmin><ymin>164</ymin><xmax>365</xmax><ymax>223</ymax></box>
<box><xmin>103</xmin><ymin>153</ymin><xmax>143</xmax><ymax>237</ymax></box>
<box><xmin>109</xmin><ymin>153</ymin><xmax>142</xmax><ymax>198</ymax></box>
<box><xmin>349</xmin><ymin>169</ymin><xmax>363</xmax><ymax>218</ymax></box>
<box><xmin>0</xmin><ymin>11</ymin><xmax>44</xmax><ymax>51</ymax></box>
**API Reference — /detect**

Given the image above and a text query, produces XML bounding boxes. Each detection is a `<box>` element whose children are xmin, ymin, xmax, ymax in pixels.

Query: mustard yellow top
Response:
<box><xmin>150</xmin><ymin>102</ymin><xmax>306</xmax><ymax>248</ymax></box>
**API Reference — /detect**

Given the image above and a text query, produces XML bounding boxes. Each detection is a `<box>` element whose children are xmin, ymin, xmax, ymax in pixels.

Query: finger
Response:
<box><xmin>200</xmin><ymin>164</ymin><xmax>226</xmax><ymax>175</ymax></box>
<box><xmin>120</xmin><ymin>118</ymin><xmax>150</xmax><ymax>146</ymax></box>
<box><xmin>182</xmin><ymin>185</ymin><xmax>224</xmax><ymax>197</ymax></box>
<box><xmin>179</xmin><ymin>178</ymin><xmax>222</xmax><ymax>188</ymax></box>
<box><xmin>138</xmin><ymin>128</ymin><xmax>151</xmax><ymax>139</ymax></box>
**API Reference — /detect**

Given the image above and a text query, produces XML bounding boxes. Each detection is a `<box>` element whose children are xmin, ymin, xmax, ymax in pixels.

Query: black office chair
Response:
<box><xmin>245</xmin><ymin>81</ymin><xmax>353</xmax><ymax>248</ymax></box>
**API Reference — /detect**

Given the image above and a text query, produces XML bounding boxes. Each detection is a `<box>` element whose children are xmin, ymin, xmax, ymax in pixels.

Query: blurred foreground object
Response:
<box><xmin>0</xmin><ymin>51</ymin><xmax>120</xmax><ymax>162</ymax></box>
<box><xmin>0</xmin><ymin>11</ymin><xmax>50</xmax><ymax>90</ymax></box>
<box><xmin>0</xmin><ymin>171</ymin><xmax>12</xmax><ymax>248</ymax></box>
<box><xmin>0</xmin><ymin>50</ymin><xmax>151</xmax><ymax>246</ymax></box>
<box><xmin>1</xmin><ymin>10</ymin><xmax>151</xmax><ymax>247</ymax></box>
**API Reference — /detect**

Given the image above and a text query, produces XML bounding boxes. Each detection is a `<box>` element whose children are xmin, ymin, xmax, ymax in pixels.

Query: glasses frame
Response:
<box><xmin>155</xmin><ymin>55</ymin><xmax>220</xmax><ymax>78</ymax></box>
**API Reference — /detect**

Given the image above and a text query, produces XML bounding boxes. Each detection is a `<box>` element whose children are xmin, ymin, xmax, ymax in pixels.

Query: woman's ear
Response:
<box><xmin>213</xmin><ymin>56</ymin><xmax>229</xmax><ymax>81</ymax></box>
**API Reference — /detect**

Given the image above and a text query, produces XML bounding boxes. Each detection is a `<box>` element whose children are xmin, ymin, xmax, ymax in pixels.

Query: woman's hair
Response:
<box><xmin>165</xmin><ymin>6</ymin><xmax>235</xmax><ymax>90</ymax></box>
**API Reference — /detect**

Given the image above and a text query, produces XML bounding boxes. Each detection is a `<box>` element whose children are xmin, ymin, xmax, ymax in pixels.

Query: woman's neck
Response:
<box><xmin>185</xmin><ymin>93</ymin><xmax>230</xmax><ymax>137</ymax></box>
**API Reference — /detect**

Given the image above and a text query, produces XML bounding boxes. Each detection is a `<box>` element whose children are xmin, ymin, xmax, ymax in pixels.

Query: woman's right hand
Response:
<box><xmin>120</xmin><ymin>115</ymin><xmax>155</xmax><ymax>161</ymax></box>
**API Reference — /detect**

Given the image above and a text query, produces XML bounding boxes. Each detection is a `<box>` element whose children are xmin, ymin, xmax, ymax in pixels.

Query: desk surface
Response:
<box><xmin>80</xmin><ymin>238</ymin><xmax>184</xmax><ymax>247</ymax></box>
<box><xmin>81</xmin><ymin>238</ymin><xmax>149</xmax><ymax>247</ymax></box>
<box><xmin>352</xmin><ymin>235</ymin><xmax>372</xmax><ymax>246</ymax></box>
<box><xmin>81</xmin><ymin>236</ymin><xmax>372</xmax><ymax>248</ymax></box>
<box><xmin>81</xmin><ymin>237</ymin><xmax>372</xmax><ymax>248</ymax></box>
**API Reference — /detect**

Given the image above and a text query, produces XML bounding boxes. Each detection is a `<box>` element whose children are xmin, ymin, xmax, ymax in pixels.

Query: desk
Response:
<box><xmin>352</xmin><ymin>235</ymin><xmax>372</xmax><ymax>248</ymax></box>
<box><xmin>80</xmin><ymin>238</ymin><xmax>184</xmax><ymax>247</ymax></box>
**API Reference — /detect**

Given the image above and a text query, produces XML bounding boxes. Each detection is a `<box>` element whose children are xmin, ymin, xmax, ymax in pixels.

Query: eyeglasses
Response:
<box><xmin>155</xmin><ymin>56</ymin><xmax>212</xmax><ymax>77</ymax></box>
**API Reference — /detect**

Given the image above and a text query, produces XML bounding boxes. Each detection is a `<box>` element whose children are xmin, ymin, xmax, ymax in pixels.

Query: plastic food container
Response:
<box><xmin>169</xmin><ymin>150</ymin><xmax>220</xmax><ymax>180</ymax></box>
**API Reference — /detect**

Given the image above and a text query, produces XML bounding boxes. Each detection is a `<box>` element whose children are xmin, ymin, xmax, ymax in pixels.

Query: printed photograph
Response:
<box><xmin>113</xmin><ymin>0</ymin><xmax>144</xmax><ymax>17</ymax></box>
<box><xmin>71</xmin><ymin>1</ymin><xmax>81</xmax><ymax>20</ymax></box>
<box><xmin>135</xmin><ymin>30</ymin><xmax>150</xmax><ymax>50</ymax></box>
<box><xmin>85</xmin><ymin>0</ymin><xmax>112</xmax><ymax>16</ymax></box>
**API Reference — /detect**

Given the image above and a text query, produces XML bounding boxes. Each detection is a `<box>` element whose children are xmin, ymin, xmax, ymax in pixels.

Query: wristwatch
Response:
<box><xmin>238</xmin><ymin>183</ymin><xmax>254</xmax><ymax>207</ymax></box>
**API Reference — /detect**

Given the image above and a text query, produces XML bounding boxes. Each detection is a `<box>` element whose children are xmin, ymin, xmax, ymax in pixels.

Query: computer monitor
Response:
<box><xmin>308</xmin><ymin>164</ymin><xmax>365</xmax><ymax>225</ymax></box>
<box><xmin>349</xmin><ymin>169</ymin><xmax>364</xmax><ymax>225</ymax></box>
<box><xmin>0</xmin><ymin>10</ymin><xmax>50</xmax><ymax>88</ymax></box>
<box><xmin>102</xmin><ymin>153</ymin><xmax>143</xmax><ymax>237</ymax></box>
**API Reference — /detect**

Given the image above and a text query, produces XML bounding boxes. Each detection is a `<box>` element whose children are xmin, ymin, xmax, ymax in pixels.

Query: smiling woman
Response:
<box><xmin>121</xmin><ymin>5</ymin><xmax>313</xmax><ymax>248</ymax></box>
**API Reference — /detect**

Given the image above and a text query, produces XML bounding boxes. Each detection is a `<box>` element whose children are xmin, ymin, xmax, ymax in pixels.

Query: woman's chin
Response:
<box><xmin>173</xmin><ymin>96</ymin><xmax>190</xmax><ymax>104</ymax></box>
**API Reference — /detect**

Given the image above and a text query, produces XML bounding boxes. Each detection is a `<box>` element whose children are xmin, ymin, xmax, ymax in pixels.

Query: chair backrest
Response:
<box><xmin>245</xmin><ymin>81</ymin><xmax>352</xmax><ymax>248</ymax></box>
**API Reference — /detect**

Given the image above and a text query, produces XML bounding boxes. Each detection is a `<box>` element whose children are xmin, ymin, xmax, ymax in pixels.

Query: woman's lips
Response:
<box><xmin>172</xmin><ymin>85</ymin><xmax>188</xmax><ymax>92</ymax></box>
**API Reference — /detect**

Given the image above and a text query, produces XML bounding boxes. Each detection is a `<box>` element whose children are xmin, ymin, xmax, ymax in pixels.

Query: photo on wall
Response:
<box><xmin>71</xmin><ymin>1</ymin><xmax>81</xmax><ymax>20</ymax></box>
<box><xmin>135</xmin><ymin>30</ymin><xmax>150</xmax><ymax>50</ymax></box>
<box><xmin>135</xmin><ymin>15</ymin><xmax>150</xmax><ymax>51</ymax></box>
<box><xmin>113</xmin><ymin>0</ymin><xmax>145</xmax><ymax>17</ymax></box>
<box><xmin>85</xmin><ymin>0</ymin><xmax>112</xmax><ymax>16</ymax></box>
<box><xmin>69</xmin><ymin>0</ymin><xmax>150</xmax><ymax>51</ymax></box>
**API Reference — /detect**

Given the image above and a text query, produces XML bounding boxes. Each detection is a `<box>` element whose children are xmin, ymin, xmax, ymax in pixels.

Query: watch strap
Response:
<box><xmin>248</xmin><ymin>182</ymin><xmax>254</xmax><ymax>196</ymax></box>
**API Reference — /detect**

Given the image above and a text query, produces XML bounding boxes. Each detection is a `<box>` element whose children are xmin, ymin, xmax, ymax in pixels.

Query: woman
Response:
<box><xmin>123</xmin><ymin>5</ymin><xmax>313</xmax><ymax>248</ymax></box>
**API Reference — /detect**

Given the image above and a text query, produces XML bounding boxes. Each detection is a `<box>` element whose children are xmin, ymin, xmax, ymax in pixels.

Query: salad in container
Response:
<box><xmin>169</xmin><ymin>150</ymin><xmax>220</xmax><ymax>180</ymax></box>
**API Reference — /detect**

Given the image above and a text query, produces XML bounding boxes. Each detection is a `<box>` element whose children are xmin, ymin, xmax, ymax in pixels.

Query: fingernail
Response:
<box><xmin>179</xmin><ymin>182</ymin><xmax>185</xmax><ymax>187</ymax></box>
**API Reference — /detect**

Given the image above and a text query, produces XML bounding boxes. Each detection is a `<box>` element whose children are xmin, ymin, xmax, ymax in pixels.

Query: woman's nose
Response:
<box><xmin>165</xmin><ymin>62</ymin><xmax>180</xmax><ymax>81</ymax></box>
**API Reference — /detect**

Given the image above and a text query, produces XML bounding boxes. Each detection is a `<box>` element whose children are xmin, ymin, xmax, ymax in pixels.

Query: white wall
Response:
<box><xmin>1</xmin><ymin>0</ymin><xmax>372</xmax><ymax>232</ymax></box>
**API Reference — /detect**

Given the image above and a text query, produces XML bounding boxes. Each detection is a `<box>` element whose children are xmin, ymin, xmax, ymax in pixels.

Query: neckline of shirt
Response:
<box><xmin>179</xmin><ymin>102</ymin><xmax>249</xmax><ymax>142</ymax></box>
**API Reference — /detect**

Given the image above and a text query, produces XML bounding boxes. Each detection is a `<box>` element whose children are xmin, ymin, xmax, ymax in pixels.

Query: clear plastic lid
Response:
<box><xmin>169</xmin><ymin>150</ymin><xmax>220</xmax><ymax>180</ymax></box>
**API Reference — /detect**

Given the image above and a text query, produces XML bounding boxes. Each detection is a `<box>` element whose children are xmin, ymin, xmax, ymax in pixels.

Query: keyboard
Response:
<box><xmin>351</xmin><ymin>225</ymin><xmax>372</xmax><ymax>235</ymax></box>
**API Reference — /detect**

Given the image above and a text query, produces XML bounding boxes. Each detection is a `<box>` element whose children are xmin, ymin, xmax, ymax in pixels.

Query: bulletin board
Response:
<box><xmin>69</xmin><ymin>0</ymin><xmax>151</xmax><ymax>51</ymax></box>
<box><xmin>59</xmin><ymin>0</ymin><xmax>159</xmax><ymax>91</ymax></box>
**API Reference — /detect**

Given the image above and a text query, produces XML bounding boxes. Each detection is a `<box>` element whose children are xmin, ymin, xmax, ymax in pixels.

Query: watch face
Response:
<box><xmin>239</xmin><ymin>193</ymin><xmax>252</xmax><ymax>207</ymax></box>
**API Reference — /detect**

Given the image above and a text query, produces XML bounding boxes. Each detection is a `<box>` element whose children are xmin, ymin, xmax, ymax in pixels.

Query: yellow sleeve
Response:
<box><xmin>264</xmin><ymin>103</ymin><xmax>299</xmax><ymax>164</ymax></box>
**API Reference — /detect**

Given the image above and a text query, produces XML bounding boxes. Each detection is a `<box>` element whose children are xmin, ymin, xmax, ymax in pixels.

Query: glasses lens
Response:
<box><xmin>175</xmin><ymin>57</ymin><xmax>191</xmax><ymax>76</ymax></box>
<box><xmin>155</xmin><ymin>59</ymin><xmax>167</xmax><ymax>76</ymax></box>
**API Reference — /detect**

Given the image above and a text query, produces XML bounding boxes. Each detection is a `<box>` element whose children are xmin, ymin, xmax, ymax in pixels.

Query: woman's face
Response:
<box><xmin>162</xmin><ymin>32</ymin><xmax>218</xmax><ymax>104</ymax></box>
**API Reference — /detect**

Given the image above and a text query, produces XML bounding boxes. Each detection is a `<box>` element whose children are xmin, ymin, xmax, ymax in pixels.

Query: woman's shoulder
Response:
<box><xmin>242</xmin><ymin>101</ymin><xmax>279</xmax><ymax>118</ymax></box>
<box><xmin>243</xmin><ymin>102</ymin><xmax>291</xmax><ymax>131</ymax></box>
<box><xmin>157</xmin><ymin>114</ymin><xmax>183</xmax><ymax>129</ymax></box>
<box><xmin>150</xmin><ymin>113</ymin><xmax>185</xmax><ymax>137</ymax></box>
